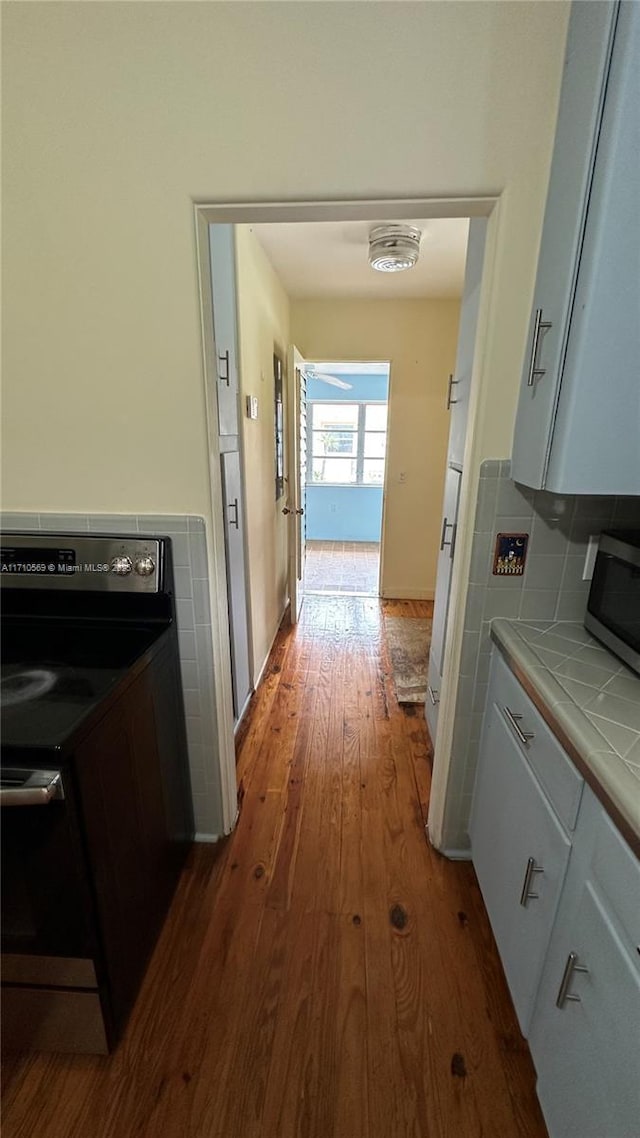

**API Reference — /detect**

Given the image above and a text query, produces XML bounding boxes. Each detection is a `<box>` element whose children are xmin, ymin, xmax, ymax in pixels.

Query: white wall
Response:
<box><xmin>2</xmin><ymin>1</ymin><xmax>568</xmax><ymax>516</ymax></box>
<box><xmin>1</xmin><ymin>1</ymin><xmax>571</xmax><ymax>837</ymax></box>
<box><xmin>293</xmin><ymin>298</ymin><xmax>460</xmax><ymax>599</ymax></box>
<box><xmin>234</xmin><ymin>226</ymin><xmax>291</xmax><ymax>682</ymax></box>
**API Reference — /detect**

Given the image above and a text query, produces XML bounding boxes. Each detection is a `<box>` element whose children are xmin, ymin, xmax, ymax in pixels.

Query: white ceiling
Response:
<box><xmin>250</xmin><ymin>217</ymin><xmax>469</xmax><ymax>301</ymax></box>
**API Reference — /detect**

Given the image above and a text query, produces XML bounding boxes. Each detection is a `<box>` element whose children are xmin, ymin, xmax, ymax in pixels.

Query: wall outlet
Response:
<box><xmin>398</xmin><ymin>471</ymin><xmax>407</xmax><ymax>483</ymax></box>
<box><xmin>246</xmin><ymin>395</ymin><xmax>259</xmax><ymax>420</ymax></box>
<box><xmin>583</xmin><ymin>534</ymin><xmax>599</xmax><ymax>580</ymax></box>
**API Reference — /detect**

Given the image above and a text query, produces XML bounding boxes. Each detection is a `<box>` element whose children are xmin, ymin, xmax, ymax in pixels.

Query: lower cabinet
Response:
<box><xmin>529</xmin><ymin>788</ymin><xmax>640</xmax><ymax>1138</ymax></box>
<box><xmin>469</xmin><ymin>688</ymin><xmax>571</xmax><ymax>1034</ymax></box>
<box><xmin>471</xmin><ymin>647</ymin><xmax>640</xmax><ymax>1138</ymax></box>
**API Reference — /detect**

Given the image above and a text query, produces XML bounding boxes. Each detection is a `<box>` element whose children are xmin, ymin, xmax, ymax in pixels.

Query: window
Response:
<box><xmin>309</xmin><ymin>402</ymin><xmax>388</xmax><ymax>485</ymax></box>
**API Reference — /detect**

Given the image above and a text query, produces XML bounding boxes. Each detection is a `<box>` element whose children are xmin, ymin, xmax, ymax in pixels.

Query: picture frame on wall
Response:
<box><xmin>274</xmin><ymin>352</ymin><xmax>284</xmax><ymax>500</ymax></box>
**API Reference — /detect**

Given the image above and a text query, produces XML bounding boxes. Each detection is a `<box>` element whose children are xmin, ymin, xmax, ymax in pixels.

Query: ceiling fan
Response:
<box><xmin>302</xmin><ymin>366</ymin><xmax>352</xmax><ymax>390</ymax></box>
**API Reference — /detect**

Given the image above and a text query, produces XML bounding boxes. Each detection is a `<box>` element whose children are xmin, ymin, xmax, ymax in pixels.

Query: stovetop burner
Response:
<box><xmin>0</xmin><ymin>533</ymin><xmax>173</xmax><ymax>753</ymax></box>
<box><xmin>1</xmin><ymin>668</ymin><xmax>58</xmax><ymax>707</ymax></box>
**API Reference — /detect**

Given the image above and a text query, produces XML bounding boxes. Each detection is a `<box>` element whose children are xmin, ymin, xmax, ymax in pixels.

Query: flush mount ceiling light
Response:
<box><xmin>368</xmin><ymin>224</ymin><xmax>422</xmax><ymax>273</ymax></box>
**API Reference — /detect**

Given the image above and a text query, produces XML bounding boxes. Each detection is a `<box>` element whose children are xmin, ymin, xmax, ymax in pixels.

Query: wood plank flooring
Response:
<box><xmin>1</xmin><ymin>595</ymin><xmax>548</xmax><ymax>1138</ymax></box>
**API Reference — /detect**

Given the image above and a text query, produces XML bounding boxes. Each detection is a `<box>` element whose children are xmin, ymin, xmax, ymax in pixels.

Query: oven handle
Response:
<box><xmin>0</xmin><ymin>771</ymin><xmax>64</xmax><ymax>807</ymax></box>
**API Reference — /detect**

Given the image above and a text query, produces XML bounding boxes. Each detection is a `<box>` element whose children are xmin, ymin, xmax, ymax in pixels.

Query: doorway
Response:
<box><xmin>303</xmin><ymin>360</ymin><xmax>389</xmax><ymax>598</ymax></box>
<box><xmin>195</xmin><ymin>197</ymin><xmax>495</xmax><ymax>842</ymax></box>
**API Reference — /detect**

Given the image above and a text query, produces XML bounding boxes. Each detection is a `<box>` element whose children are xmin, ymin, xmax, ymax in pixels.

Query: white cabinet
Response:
<box><xmin>529</xmin><ymin>787</ymin><xmax>640</xmax><ymax>1138</ymax></box>
<box><xmin>446</xmin><ymin>219</ymin><xmax>486</xmax><ymax>469</ymax></box>
<box><xmin>512</xmin><ymin>1</ymin><xmax>640</xmax><ymax>495</ymax></box>
<box><xmin>220</xmin><ymin>450</ymin><xmax>251</xmax><ymax>721</ymax></box>
<box><xmin>209</xmin><ymin>224</ymin><xmax>240</xmax><ymax>439</ymax></box>
<box><xmin>425</xmin><ymin>218</ymin><xmax>486</xmax><ymax>742</ymax></box>
<box><xmin>471</xmin><ymin>646</ymin><xmax>640</xmax><ymax>1138</ymax></box>
<box><xmin>470</xmin><ymin>652</ymin><xmax>573</xmax><ymax>1034</ymax></box>
<box><xmin>425</xmin><ymin>464</ymin><xmax>461</xmax><ymax>742</ymax></box>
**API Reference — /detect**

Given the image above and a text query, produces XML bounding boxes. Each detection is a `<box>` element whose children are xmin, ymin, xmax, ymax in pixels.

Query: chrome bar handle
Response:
<box><xmin>556</xmin><ymin>952</ymin><xmax>589</xmax><ymax>1008</ymax></box>
<box><xmin>440</xmin><ymin>516</ymin><xmax>454</xmax><ymax>550</ymax></box>
<box><xmin>218</xmin><ymin>349</ymin><xmax>231</xmax><ymax>386</ymax></box>
<box><xmin>519</xmin><ymin>856</ymin><xmax>544</xmax><ymax>907</ymax></box>
<box><xmin>227</xmin><ymin>498</ymin><xmax>239</xmax><ymax>529</ymax></box>
<box><xmin>502</xmin><ymin>705</ymin><xmax>535</xmax><ymax>746</ymax></box>
<box><xmin>427</xmin><ymin>685</ymin><xmax>440</xmax><ymax>706</ymax></box>
<box><xmin>446</xmin><ymin>373</ymin><xmax>459</xmax><ymax>409</ymax></box>
<box><xmin>0</xmin><ymin>771</ymin><xmax>63</xmax><ymax>807</ymax></box>
<box><xmin>526</xmin><ymin>308</ymin><xmax>552</xmax><ymax>387</ymax></box>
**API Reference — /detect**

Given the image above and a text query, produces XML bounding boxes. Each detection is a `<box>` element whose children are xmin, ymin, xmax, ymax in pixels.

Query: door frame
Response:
<box><xmin>286</xmin><ymin>344</ymin><xmax>306</xmax><ymax>622</ymax></box>
<box><xmin>194</xmin><ymin>195</ymin><xmax>499</xmax><ymax>842</ymax></box>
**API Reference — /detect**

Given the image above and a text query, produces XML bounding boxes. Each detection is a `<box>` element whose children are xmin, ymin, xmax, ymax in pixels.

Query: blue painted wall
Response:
<box><xmin>305</xmin><ymin>366</ymin><xmax>389</xmax><ymax>542</ymax></box>
<box><xmin>306</xmin><ymin>485</ymin><xmax>384</xmax><ymax>541</ymax></box>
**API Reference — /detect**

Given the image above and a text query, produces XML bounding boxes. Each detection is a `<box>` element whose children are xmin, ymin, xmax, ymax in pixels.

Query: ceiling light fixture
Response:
<box><xmin>368</xmin><ymin>224</ymin><xmax>422</xmax><ymax>273</ymax></box>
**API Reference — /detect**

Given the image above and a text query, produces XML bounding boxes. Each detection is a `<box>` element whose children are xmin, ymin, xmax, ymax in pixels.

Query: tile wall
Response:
<box><xmin>0</xmin><ymin>512</ymin><xmax>223</xmax><ymax>838</ymax></box>
<box><xmin>440</xmin><ymin>461</ymin><xmax>640</xmax><ymax>853</ymax></box>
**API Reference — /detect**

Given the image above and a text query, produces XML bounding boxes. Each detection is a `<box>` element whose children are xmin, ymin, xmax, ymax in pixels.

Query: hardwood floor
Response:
<box><xmin>1</xmin><ymin>595</ymin><xmax>548</xmax><ymax>1138</ymax></box>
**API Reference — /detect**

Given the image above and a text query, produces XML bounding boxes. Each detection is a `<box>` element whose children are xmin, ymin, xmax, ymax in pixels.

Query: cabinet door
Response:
<box><xmin>511</xmin><ymin>2</ymin><xmax>618</xmax><ymax>489</ymax></box>
<box><xmin>446</xmin><ymin>219</ymin><xmax>486</xmax><ymax>468</ymax></box>
<box><xmin>546</xmin><ymin>0</ymin><xmax>640</xmax><ymax>495</ymax></box>
<box><xmin>470</xmin><ymin>693</ymin><xmax>571</xmax><ymax>1034</ymax></box>
<box><xmin>221</xmin><ymin>450</ymin><xmax>251</xmax><ymax>720</ymax></box>
<box><xmin>430</xmin><ymin>465</ymin><xmax>462</xmax><ymax>680</ymax></box>
<box><xmin>530</xmin><ymin>872</ymin><xmax>640</xmax><ymax>1136</ymax></box>
<box><xmin>209</xmin><ymin>224</ymin><xmax>240</xmax><ymax>438</ymax></box>
<box><xmin>424</xmin><ymin>651</ymin><xmax>441</xmax><ymax>745</ymax></box>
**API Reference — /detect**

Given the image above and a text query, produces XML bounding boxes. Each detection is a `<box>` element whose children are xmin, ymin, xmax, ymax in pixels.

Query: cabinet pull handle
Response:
<box><xmin>519</xmin><ymin>856</ymin><xmax>544</xmax><ymax>907</ymax></box>
<box><xmin>526</xmin><ymin>308</ymin><xmax>552</xmax><ymax>387</ymax></box>
<box><xmin>446</xmin><ymin>373</ymin><xmax>459</xmax><ymax>409</ymax></box>
<box><xmin>227</xmin><ymin>498</ymin><xmax>239</xmax><ymax>529</ymax></box>
<box><xmin>502</xmin><ymin>705</ymin><xmax>535</xmax><ymax>746</ymax></box>
<box><xmin>440</xmin><ymin>516</ymin><xmax>454</xmax><ymax>550</ymax></box>
<box><xmin>427</xmin><ymin>685</ymin><xmax>440</xmax><ymax>706</ymax></box>
<box><xmin>218</xmin><ymin>349</ymin><xmax>231</xmax><ymax>386</ymax></box>
<box><xmin>556</xmin><ymin>952</ymin><xmax>589</xmax><ymax>1009</ymax></box>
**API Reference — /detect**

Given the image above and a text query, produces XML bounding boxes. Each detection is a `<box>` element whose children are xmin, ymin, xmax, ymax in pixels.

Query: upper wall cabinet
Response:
<box><xmin>512</xmin><ymin>1</ymin><xmax>640</xmax><ymax>496</ymax></box>
<box><xmin>209</xmin><ymin>225</ymin><xmax>240</xmax><ymax>439</ymax></box>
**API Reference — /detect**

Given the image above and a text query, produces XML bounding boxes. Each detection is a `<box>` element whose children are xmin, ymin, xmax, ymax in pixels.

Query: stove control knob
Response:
<box><xmin>134</xmin><ymin>556</ymin><xmax>156</xmax><ymax>577</ymax></box>
<box><xmin>110</xmin><ymin>555</ymin><xmax>133</xmax><ymax>576</ymax></box>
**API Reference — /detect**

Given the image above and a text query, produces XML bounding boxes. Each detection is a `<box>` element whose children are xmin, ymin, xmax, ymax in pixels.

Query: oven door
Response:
<box><xmin>585</xmin><ymin>534</ymin><xmax>640</xmax><ymax>675</ymax></box>
<box><xmin>1</xmin><ymin>766</ymin><xmax>96</xmax><ymax>961</ymax></box>
<box><xmin>1</xmin><ymin>764</ymin><xmax>110</xmax><ymax>1052</ymax></box>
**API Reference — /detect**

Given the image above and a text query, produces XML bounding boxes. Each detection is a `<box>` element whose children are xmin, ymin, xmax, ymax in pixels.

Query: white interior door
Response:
<box><xmin>286</xmin><ymin>345</ymin><xmax>307</xmax><ymax>623</ymax></box>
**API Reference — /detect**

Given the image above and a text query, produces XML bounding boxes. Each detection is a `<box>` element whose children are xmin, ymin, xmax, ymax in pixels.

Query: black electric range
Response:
<box><xmin>0</xmin><ymin>533</ymin><xmax>194</xmax><ymax>1054</ymax></box>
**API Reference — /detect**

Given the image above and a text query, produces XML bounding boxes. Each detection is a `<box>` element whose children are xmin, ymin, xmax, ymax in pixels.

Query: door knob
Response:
<box><xmin>282</xmin><ymin>507</ymin><xmax>292</xmax><ymax>515</ymax></box>
<box><xmin>296</xmin><ymin>508</ymin><xmax>304</xmax><ymax>516</ymax></box>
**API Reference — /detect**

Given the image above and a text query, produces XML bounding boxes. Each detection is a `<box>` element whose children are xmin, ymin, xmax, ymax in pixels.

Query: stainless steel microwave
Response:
<box><xmin>585</xmin><ymin>531</ymin><xmax>640</xmax><ymax>676</ymax></box>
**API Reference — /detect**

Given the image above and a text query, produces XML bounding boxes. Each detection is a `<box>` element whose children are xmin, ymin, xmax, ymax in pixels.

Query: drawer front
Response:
<box><xmin>1</xmin><ymin>987</ymin><xmax>108</xmax><ymax>1054</ymax></box>
<box><xmin>490</xmin><ymin>651</ymin><xmax>584</xmax><ymax>830</ymax></box>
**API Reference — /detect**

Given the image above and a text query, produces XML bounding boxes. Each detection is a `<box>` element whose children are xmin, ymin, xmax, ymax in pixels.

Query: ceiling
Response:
<box><xmin>250</xmin><ymin>217</ymin><xmax>469</xmax><ymax>301</ymax></box>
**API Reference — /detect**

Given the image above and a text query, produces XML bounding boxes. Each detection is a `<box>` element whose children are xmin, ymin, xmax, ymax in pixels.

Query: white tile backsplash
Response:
<box><xmin>441</xmin><ymin>463</ymin><xmax>639</xmax><ymax>852</ymax></box>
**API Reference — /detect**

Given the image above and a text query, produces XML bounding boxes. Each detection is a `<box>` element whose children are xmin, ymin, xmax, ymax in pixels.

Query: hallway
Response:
<box><xmin>1</xmin><ymin>595</ymin><xmax>547</xmax><ymax>1138</ymax></box>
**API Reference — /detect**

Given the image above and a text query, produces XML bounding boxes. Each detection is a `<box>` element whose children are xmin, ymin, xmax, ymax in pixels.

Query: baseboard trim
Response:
<box><xmin>438</xmin><ymin>847</ymin><xmax>472</xmax><ymax>861</ymax></box>
<box><xmin>252</xmin><ymin>601</ymin><xmax>290</xmax><ymax>690</ymax></box>
<box><xmin>381</xmin><ymin>588</ymin><xmax>435</xmax><ymax>601</ymax></box>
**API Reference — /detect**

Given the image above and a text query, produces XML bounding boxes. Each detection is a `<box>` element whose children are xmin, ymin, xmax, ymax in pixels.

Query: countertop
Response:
<box><xmin>490</xmin><ymin>619</ymin><xmax>640</xmax><ymax>854</ymax></box>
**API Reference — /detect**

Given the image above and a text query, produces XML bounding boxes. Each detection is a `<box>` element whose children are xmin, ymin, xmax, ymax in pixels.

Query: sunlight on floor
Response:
<box><xmin>304</xmin><ymin>540</ymin><xmax>380</xmax><ymax>596</ymax></box>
